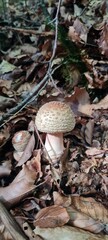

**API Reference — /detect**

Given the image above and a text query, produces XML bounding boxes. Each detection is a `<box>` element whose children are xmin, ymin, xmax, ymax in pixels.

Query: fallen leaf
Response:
<box><xmin>0</xmin><ymin>96</ymin><xmax>15</xmax><ymax>110</ymax></box>
<box><xmin>53</xmin><ymin>191</ymin><xmax>71</xmax><ymax>208</ymax></box>
<box><xmin>85</xmin><ymin>148</ymin><xmax>105</xmax><ymax>158</ymax></box>
<box><xmin>16</xmin><ymin>133</ymin><xmax>35</xmax><ymax>167</ymax></box>
<box><xmin>53</xmin><ymin>192</ymin><xmax>105</xmax><ymax>233</ymax></box>
<box><xmin>93</xmin><ymin>95</ymin><xmax>108</xmax><ymax>110</ymax></box>
<box><xmin>32</xmin><ymin>150</ymin><xmax>42</xmax><ymax>178</ymax></box>
<box><xmin>65</xmin><ymin>87</ymin><xmax>92</xmax><ymax>116</ymax></box>
<box><xmin>0</xmin><ymin>153</ymin><xmax>40</xmax><ymax>206</ymax></box>
<box><xmin>98</xmin><ymin>22</ymin><xmax>108</xmax><ymax>57</ymax></box>
<box><xmin>34</xmin><ymin>225</ymin><xmax>108</xmax><ymax>240</ymax></box>
<box><xmin>20</xmin><ymin>44</ymin><xmax>38</xmax><ymax>54</ymax></box>
<box><xmin>0</xmin><ymin>79</ymin><xmax>12</xmax><ymax>91</ymax></box>
<box><xmin>65</xmin><ymin>88</ymin><xmax>108</xmax><ymax>116</ymax></box>
<box><xmin>16</xmin><ymin>83</ymin><xmax>32</xmax><ymax>95</ymax></box>
<box><xmin>68</xmin><ymin>19</ymin><xmax>88</xmax><ymax>44</ymax></box>
<box><xmin>71</xmin><ymin>196</ymin><xmax>108</xmax><ymax>224</ymax></box>
<box><xmin>34</xmin><ymin>205</ymin><xmax>69</xmax><ymax>228</ymax></box>
<box><xmin>8</xmin><ymin>48</ymin><xmax>21</xmax><ymax>58</ymax></box>
<box><xmin>85</xmin><ymin>120</ymin><xmax>94</xmax><ymax>145</ymax></box>
<box><xmin>68</xmin><ymin>26</ymin><xmax>81</xmax><ymax>44</ymax></box>
<box><xmin>0</xmin><ymin>126</ymin><xmax>10</xmax><ymax>147</ymax></box>
<box><xmin>0</xmin><ymin>60</ymin><xmax>16</xmax><ymax>74</ymax></box>
<box><xmin>67</xmin><ymin>206</ymin><xmax>104</xmax><ymax>233</ymax></box>
<box><xmin>84</xmin><ymin>60</ymin><xmax>108</xmax><ymax>89</ymax></box>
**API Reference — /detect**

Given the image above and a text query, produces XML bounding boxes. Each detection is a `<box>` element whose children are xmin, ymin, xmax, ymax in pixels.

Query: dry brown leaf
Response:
<box><xmin>71</xmin><ymin>196</ymin><xmax>108</xmax><ymax>224</ymax></box>
<box><xmin>17</xmin><ymin>82</ymin><xmax>32</xmax><ymax>95</ymax></box>
<box><xmin>32</xmin><ymin>150</ymin><xmax>42</xmax><ymax>178</ymax></box>
<box><xmin>68</xmin><ymin>26</ymin><xmax>81</xmax><ymax>43</ymax></box>
<box><xmin>34</xmin><ymin>225</ymin><xmax>108</xmax><ymax>240</ymax></box>
<box><xmin>85</xmin><ymin>148</ymin><xmax>105</xmax><ymax>158</ymax></box>
<box><xmin>68</xmin><ymin>19</ymin><xmax>88</xmax><ymax>44</ymax></box>
<box><xmin>20</xmin><ymin>44</ymin><xmax>38</xmax><ymax>54</ymax></box>
<box><xmin>101</xmin><ymin>175</ymin><xmax>108</xmax><ymax>196</ymax></box>
<box><xmin>85</xmin><ymin>120</ymin><xmax>94</xmax><ymax>145</ymax></box>
<box><xmin>34</xmin><ymin>205</ymin><xmax>70</xmax><ymax>228</ymax></box>
<box><xmin>0</xmin><ymin>126</ymin><xmax>10</xmax><ymax>147</ymax></box>
<box><xmin>53</xmin><ymin>191</ymin><xmax>71</xmax><ymax>208</ymax></box>
<box><xmin>98</xmin><ymin>22</ymin><xmax>108</xmax><ymax>57</ymax></box>
<box><xmin>80</xmin><ymin>158</ymin><xmax>98</xmax><ymax>174</ymax></box>
<box><xmin>0</xmin><ymin>153</ymin><xmax>40</xmax><ymax>206</ymax></box>
<box><xmin>93</xmin><ymin>95</ymin><xmax>108</xmax><ymax>110</ymax></box>
<box><xmin>67</xmin><ymin>206</ymin><xmax>104</xmax><ymax>233</ymax></box>
<box><xmin>65</xmin><ymin>87</ymin><xmax>92</xmax><ymax>116</ymax></box>
<box><xmin>65</xmin><ymin>88</ymin><xmax>108</xmax><ymax>116</ymax></box>
<box><xmin>16</xmin><ymin>133</ymin><xmax>35</xmax><ymax>167</ymax></box>
<box><xmin>53</xmin><ymin>193</ymin><xmax>105</xmax><ymax>233</ymax></box>
<box><xmin>0</xmin><ymin>79</ymin><xmax>12</xmax><ymax>91</ymax></box>
<box><xmin>41</xmin><ymin>39</ymin><xmax>51</xmax><ymax>57</ymax></box>
<box><xmin>84</xmin><ymin>60</ymin><xmax>108</xmax><ymax>89</ymax></box>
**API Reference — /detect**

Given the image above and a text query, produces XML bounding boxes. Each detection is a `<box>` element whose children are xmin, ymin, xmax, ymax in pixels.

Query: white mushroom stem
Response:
<box><xmin>45</xmin><ymin>133</ymin><xmax>64</xmax><ymax>161</ymax></box>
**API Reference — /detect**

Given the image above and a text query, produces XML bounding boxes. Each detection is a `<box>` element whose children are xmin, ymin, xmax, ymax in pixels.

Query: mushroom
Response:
<box><xmin>35</xmin><ymin>101</ymin><xmax>75</xmax><ymax>162</ymax></box>
<box><xmin>12</xmin><ymin>130</ymin><xmax>31</xmax><ymax>161</ymax></box>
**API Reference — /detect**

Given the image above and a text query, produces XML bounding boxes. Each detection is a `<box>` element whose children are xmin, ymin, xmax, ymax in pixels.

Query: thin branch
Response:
<box><xmin>47</xmin><ymin>0</ymin><xmax>62</xmax><ymax>92</ymax></box>
<box><xmin>49</xmin><ymin>0</ymin><xmax>62</xmax><ymax>63</ymax></box>
<box><xmin>0</xmin><ymin>26</ymin><xmax>54</xmax><ymax>36</ymax></box>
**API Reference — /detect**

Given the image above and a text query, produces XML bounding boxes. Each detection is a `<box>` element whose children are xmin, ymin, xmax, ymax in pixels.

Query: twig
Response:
<box><xmin>47</xmin><ymin>0</ymin><xmax>62</xmax><ymax>90</ymax></box>
<box><xmin>0</xmin><ymin>200</ymin><xmax>27</xmax><ymax>240</ymax></box>
<box><xmin>0</xmin><ymin>26</ymin><xmax>54</xmax><ymax>36</ymax></box>
<box><xmin>49</xmin><ymin>0</ymin><xmax>62</xmax><ymax>63</ymax></box>
<box><xmin>48</xmin><ymin>71</ymin><xmax>63</xmax><ymax>94</ymax></box>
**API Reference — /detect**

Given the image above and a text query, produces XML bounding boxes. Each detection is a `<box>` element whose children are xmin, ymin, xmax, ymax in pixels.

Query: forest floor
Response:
<box><xmin>0</xmin><ymin>0</ymin><xmax>108</xmax><ymax>240</ymax></box>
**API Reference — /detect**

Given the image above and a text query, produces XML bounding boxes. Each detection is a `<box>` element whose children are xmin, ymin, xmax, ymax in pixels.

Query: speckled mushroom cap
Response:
<box><xmin>35</xmin><ymin>101</ymin><xmax>75</xmax><ymax>133</ymax></box>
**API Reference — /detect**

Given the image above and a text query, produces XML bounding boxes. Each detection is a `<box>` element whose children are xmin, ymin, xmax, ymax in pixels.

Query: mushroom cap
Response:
<box><xmin>35</xmin><ymin>101</ymin><xmax>75</xmax><ymax>133</ymax></box>
<box><xmin>12</xmin><ymin>130</ymin><xmax>31</xmax><ymax>152</ymax></box>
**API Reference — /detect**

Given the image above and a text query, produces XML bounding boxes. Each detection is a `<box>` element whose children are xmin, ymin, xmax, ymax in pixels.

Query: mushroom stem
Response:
<box><xmin>45</xmin><ymin>133</ymin><xmax>64</xmax><ymax>160</ymax></box>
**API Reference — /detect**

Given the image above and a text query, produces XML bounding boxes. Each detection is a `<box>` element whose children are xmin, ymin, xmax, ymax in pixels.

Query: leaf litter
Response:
<box><xmin>0</xmin><ymin>0</ymin><xmax>108</xmax><ymax>239</ymax></box>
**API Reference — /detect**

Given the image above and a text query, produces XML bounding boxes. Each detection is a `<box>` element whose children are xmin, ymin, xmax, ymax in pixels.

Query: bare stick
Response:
<box><xmin>48</xmin><ymin>0</ymin><xmax>62</xmax><ymax>89</ymax></box>
<box><xmin>0</xmin><ymin>201</ymin><xmax>27</xmax><ymax>240</ymax></box>
<box><xmin>49</xmin><ymin>0</ymin><xmax>62</xmax><ymax>62</ymax></box>
<box><xmin>0</xmin><ymin>26</ymin><xmax>54</xmax><ymax>36</ymax></box>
